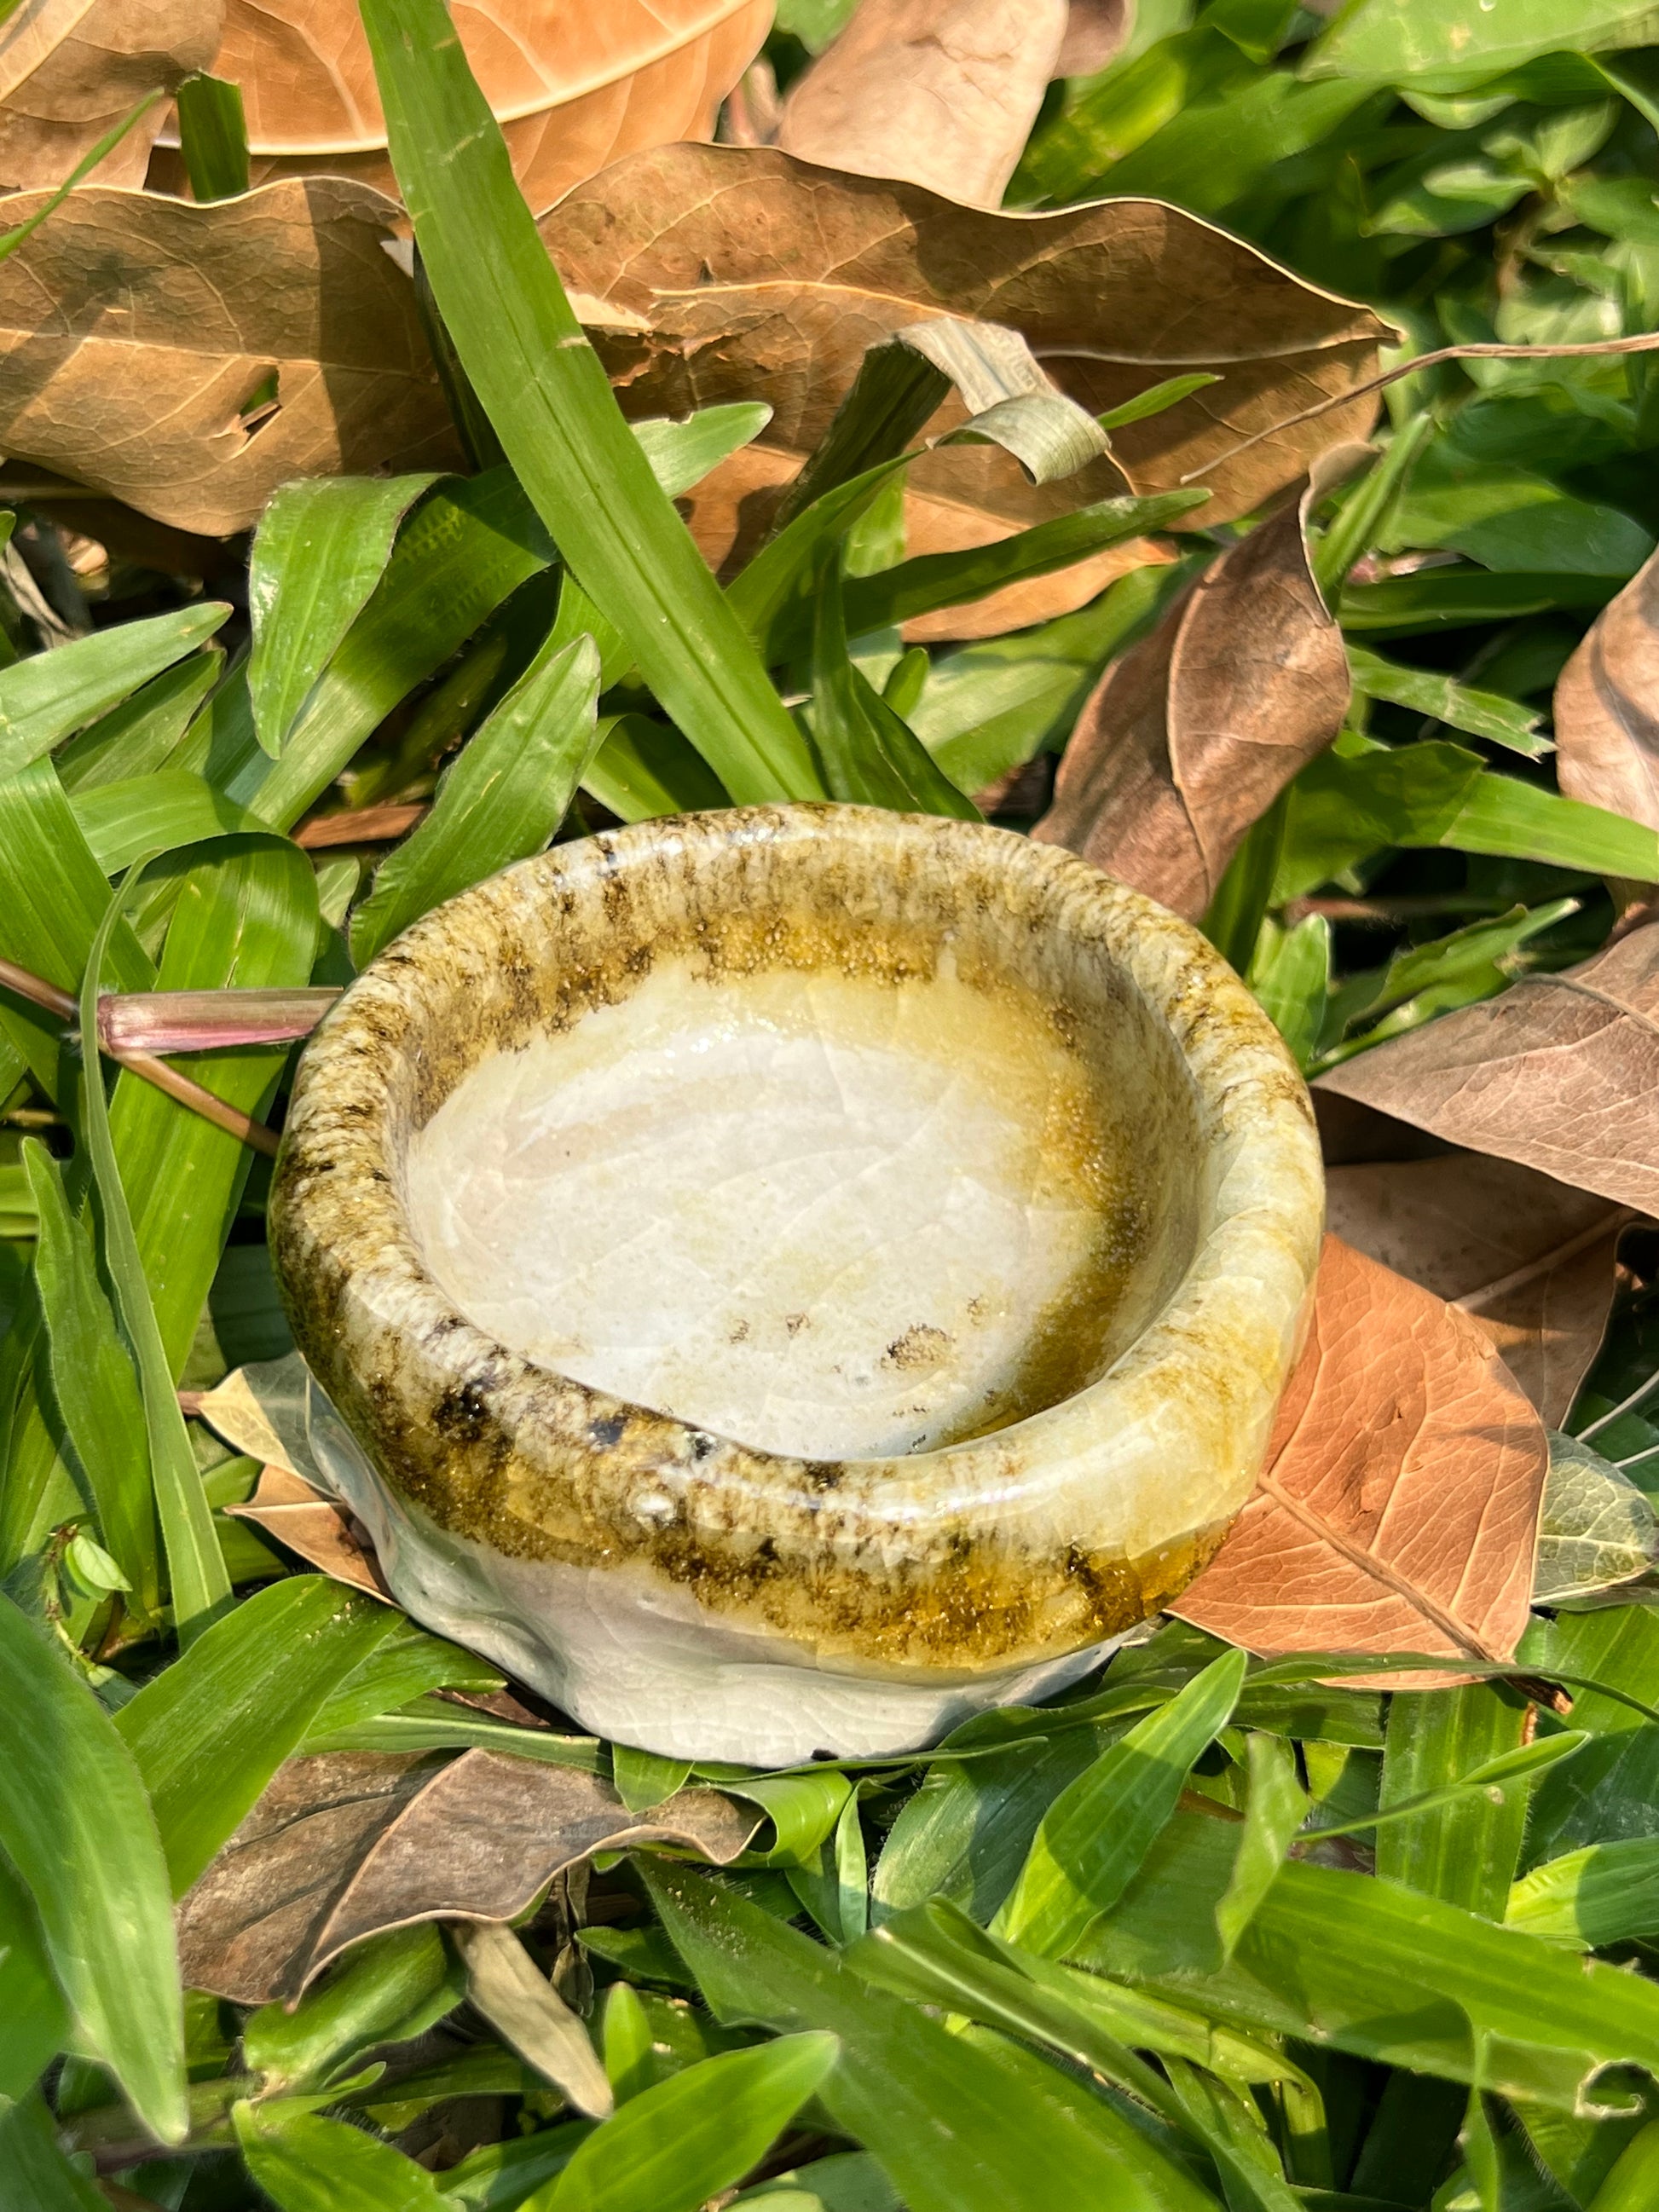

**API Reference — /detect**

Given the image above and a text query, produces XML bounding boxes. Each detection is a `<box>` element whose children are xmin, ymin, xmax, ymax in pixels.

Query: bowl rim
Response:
<box><xmin>271</xmin><ymin>804</ymin><xmax>1324</xmax><ymax>1672</ymax></box>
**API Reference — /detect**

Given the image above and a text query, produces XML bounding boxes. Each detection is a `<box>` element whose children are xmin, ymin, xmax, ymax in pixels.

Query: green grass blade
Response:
<box><xmin>546</xmin><ymin>2036</ymin><xmax>839</xmax><ymax>2212</ymax></box>
<box><xmin>350</xmin><ymin>633</ymin><xmax>600</xmax><ymax>964</ymax></box>
<box><xmin>0</xmin><ymin>91</ymin><xmax>168</xmax><ymax>269</ymax></box>
<box><xmin>994</xmin><ymin>1647</ymin><xmax>1247</xmax><ymax>1958</ymax></box>
<box><xmin>1215</xmin><ymin>1734</ymin><xmax>1309</xmax><ymax>1961</ymax></box>
<box><xmin>0</xmin><ymin>2091</ymin><xmax>108</xmax><ymax>2211</ymax></box>
<box><xmin>115</xmin><ymin>1578</ymin><xmax>397</xmax><ymax>1893</ymax></box>
<box><xmin>235</xmin><ymin>2100</ymin><xmax>447</xmax><ymax>2210</ymax></box>
<box><xmin>20</xmin><ymin>1140</ymin><xmax>159</xmax><ymax>1615</ymax></box>
<box><xmin>1377</xmin><ymin>1686</ymin><xmax>1532</xmax><ymax>1919</ymax></box>
<box><xmin>69</xmin><ymin>768</ymin><xmax>263</xmax><ymax>874</ymax></box>
<box><xmin>78</xmin><ymin>865</ymin><xmax>232</xmax><ymax>1642</ymax></box>
<box><xmin>0</xmin><ymin>604</ymin><xmax>229</xmax><ymax>781</ymax></box>
<box><xmin>770</xmin><ymin>341</ymin><xmax>950</xmax><ymax>537</ymax></box>
<box><xmin>0</xmin><ymin>1593</ymin><xmax>185</xmax><ymax>2142</ymax></box>
<box><xmin>359</xmin><ymin>0</ymin><xmax>824</xmax><ymax>806</ymax></box>
<box><xmin>174</xmin><ymin>72</ymin><xmax>251</xmax><ymax>201</ymax></box>
<box><xmin>55</xmin><ymin>649</ymin><xmax>224</xmax><ymax>793</ymax></box>
<box><xmin>248</xmin><ymin>475</ymin><xmax>441</xmax><ymax>758</ymax></box>
<box><xmin>810</xmin><ymin>554</ymin><xmax>980</xmax><ymax>817</ymax></box>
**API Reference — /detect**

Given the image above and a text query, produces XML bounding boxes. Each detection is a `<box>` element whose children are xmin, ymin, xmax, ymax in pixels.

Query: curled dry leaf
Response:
<box><xmin>453</xmin><ymin>1920</ymin><xmax>614</xmax><ymax>2117</ymax></box>
<box><xmin>1554</xmin><ymin>545</ymin><xmax>1659</xmax><ymax>832</ymax></box>
<box><xmin>1174</xmin><ymin>1234</ymin><xmax>1549</xmax><ymax>1683</ymax></box>
<box><xmin>0</xmin><ymin>0</ymin><xmax>220</xmax><ymax>191</ymax></box>
<box><xmin>1322</xmin><ymin>1146</ymin><xmax>1628</xmax><ymax>1429</ymax></box>
<box><xmin>775</xmin><ymin>0</ymin><xmax>1071</xmax><ymax>210</ymax></box>
<box><xmin>177</xmin><ymin>1747</ymin><xmax>760</xmax><ymax>2004</ymax></box>
<box><xmin>542</xmin><ymin>143</ymin><xmax>1388</xmax><ymax>630</ymax></box>
<box><xmin>152</xmin><ymin>0</ymin><xmax>772</xmax><ymax>212</ymax></box>
<box><xmin>225</xmin><ymin>1464</ymin><xmax>389</xmax><ymax>1598</ymax></box>
<box><xmin>0</xmin><ymin>179</ymin><xmax>460</xmax><ymax>536</ymax></box>
<box><xmin>1315</xmin><ymin>921</ymin><xmax>1659</xmax><ymax>1217</ymax></box>
<box><xmin>1032</xmin><ymin>453</ymin><xmax>1356</xmax><ymax>918</ymax></box>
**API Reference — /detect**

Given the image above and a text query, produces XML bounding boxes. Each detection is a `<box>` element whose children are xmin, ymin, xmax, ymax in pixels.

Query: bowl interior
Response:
<box><xmin>393</xmin><ymin>822</ymin><xmax>1207</xmax><ymax>1461</ymax></box>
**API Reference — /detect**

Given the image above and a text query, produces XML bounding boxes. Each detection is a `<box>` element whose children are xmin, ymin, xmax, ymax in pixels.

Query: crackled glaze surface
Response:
<box><xmin>271</xmin><ymin>806</ymin><xmax>1324</xmax><ymax>1759</ymax></box>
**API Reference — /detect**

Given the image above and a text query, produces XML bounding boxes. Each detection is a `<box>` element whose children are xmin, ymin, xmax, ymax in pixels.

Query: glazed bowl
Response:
<box><xmin>271</xmin><ymin>805</ymin><xmax>1323</xmax><ymax>1764</ymax></box>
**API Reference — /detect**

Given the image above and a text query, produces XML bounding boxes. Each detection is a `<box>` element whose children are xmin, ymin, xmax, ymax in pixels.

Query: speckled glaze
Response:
<box><xmin>271</xmin><ymin>806</ymin><xmax>1324</xmax><ymax>1761</ymax></box>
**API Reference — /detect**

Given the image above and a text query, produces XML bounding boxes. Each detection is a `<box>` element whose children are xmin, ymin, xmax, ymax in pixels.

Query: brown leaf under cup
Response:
<box><xmin>1174</xmin><ymin>1233</ymin><xmax>1549</xmax><ymax>1684</ymax></box>
<box><xmin>177</xmin><ymin>1748</ymin><xmax>760</xmax><ymax>2004</ymax></box>
<box><xmin>1032</xmin><ymin>455</ymin><xmax>1357</xmax><ymax>917</ymax></box>
<box><xmin>1315</xmin><ymin>920</ymin><xmax>1659</xmax><ymax>1217</ymax></box>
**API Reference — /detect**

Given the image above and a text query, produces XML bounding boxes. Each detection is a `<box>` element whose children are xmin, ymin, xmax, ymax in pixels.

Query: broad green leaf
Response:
<box><xmin>1507</xmin><ymin>1838</ymin><xmax>1659</xmax><ymax>1948</ymax></box>
<box><xmin>612</xmin><ymin>1745</ymin><xmax>694</xmax><ymax>1815</ymax></box>
<box><xmin>1307</xmin><ymin>0</ymin><xmax>1659</xmax><ymax>91</ymax></box>
<box><xmin>114</xmin><ymin>1576</ymin><xmax>396</xmax><ymax>1892</ymax></box>
<box><xmin>174</xmin><ymin>71</ymin><xmax>251</xmax><ymax>201</ymax></box>
<box><xmin>0</xmin><ymin>758</ymin><xmax>151</xmax><ymax>1098</ymax></box>
<box><xmin>0</xmin><ymin>1592</ymin><xmax>184</xmax><ymax>2141</ymax></box>
<box><xmin>602</xmin><ymin>1981</ymin><xmax>657</xmax><ymax>2101</ymax></box>
<box><xmin>1525</xmin><ymin>1610</ymin><xmax>1659</xmax><ymax>1859</ymax></box>
<box><xmin>244</xmin><ymin>1926</ymin><xmax>465</xmax><ymax>2095</ymax></box>
<box><xmin>1366</xmin><ymin>152</ymin><xmax>1533</xmax><ymax>240</ymax></box>
<box><xmin>1094</xmin><ymin>68</ymin><xmax>1379</xmax><ymax>217</ymax></box>
<box><xmin>54</xmin><ymin>650</ymin><xmax>223</xmax><ymax>794</ymax></box>
<box><xmin>809</xmin><ymin>554</ymin><xmax>980</xmax><ymax>817</ymax></box>
<box><xmin>581</xmin><ymin>719</ymin><xmax>729</xmax><ymax>823</ymax></box>
<box><xmin>360</xmin><ymin>0</ymin><xmax>822</xmax><ymax>805</ymax></box>
<box><xmin>0</xmin><ymin>2093</ymin><xmax>106</xmax><ymax>2212</ymax></box>
<box><xmin>1247</xmin><ymin>913</ymin><xmax>1331</xmax><ymax>1069</ymax></box>
<box><xmin>994</xmin><ymin>1647</ymin><xmax>1247</xmax><ymax>1957</ymax></box>
<box><xmin>1079</xmin><ymin>1807</ymin><xmax>1659</xmax><ymax>2108</ymax></box>
<box><xmin>630</xmin><ymin>404</ymin><xmax>775</xmax><ymax>501</ymax></box>
<box><xmin>643</xmin><ymin>1864</ymin><xmax>1222</xmax><ymax>2212</ymax></box>
<box><xmin>236</xmin><ymin>2099</ymin><xmax>448</xmax><ymax>2209</ymax></box>
<box><xmin>1215</xmin><ymin>1735</ymin><xmax>1309</xmax><ymax>1961</ymax></box>
<box><xmin>1386</xmin><ymin>443</ymin><xmax>1652</xmax><ymax>578</ymax></box>
<box><xmin>789</xmin><ymin>1793</ymin><xmax>869</xmax><ymax>1946</ymax></box>
<box><xmin>1317</xmin><ymin>899</ymin><xmax>1575</xmax><ymax>1064</ymax></box>
<box><xmin>1338</xmin><ymin>570</ymin><xmax>1617</xmax><ymax>633</ymax></box>
<box><xmin>1014</xmin><ymin>26</ymin><xmax>1254</xmax><ymax>204</ymax></box>
<box><xmin>69</xmin><ymin>768</ymin><xmax>263</xmax><ymax>875</ymax></box>
<box><xmin>0</xmin><ymin>1853</ymin><xmax>67</xmax><ymax>2105</ymax></box>
<box><xmin>1439</xmin><ymin>769</ymin><xmax>1659</xmax><ymax>880</ymax></box>
<box><xmin>1535</xmin><ymin>1433</ymin><xmax>1659</xmax><ymax>1607</ymax></box>
<box><xmin>1591</xmin><ymin>2121</ymin><xmax>1659</xmax><ymax>2212</ymax></box>
<box><xmin>720</xmin><ymin>1771</ymin><xmax>853</xmax><ymax>1867</ymax></box>
<box><xmin>910</xmin><ymin>559</ymin><xmax>1196</xmax><ymax>797</ymax></box>
<box><xmin>79</xmin><ymin>870</ymin><xmax>231</xmax><ymax>1642</ymax></box>
<box><xmin>871</xmin><ymin>1710</ymin><xmax>1122</xmax><ymax>1926</ymax></box>
<box><xmin>439</xmin><ymin>2127</ymin><xmax>597</xmax><ymax>2209</ymax></box>
<box><xmin>302</xmin><ymin>1614</ymin><xmax>503</xmax><ymax>1740</ymax></box>
<box><xmin>225</xmin><ymin>471</ymin><xmax>556</xmax><ymax>828</ymax></box>
<box><xmin>249</xmin><ymin>473</ymin><xmax>441</xmax><ymax>757</ymax></box>
<box><xmin>107</xmin><ymin>835</ymin><xmax>319</xmax><ymax>1372</ymax></box>
<box><xmin>769</xmin><ymin>490</ymin><xmax>1205</xmax><ymax>666</ymax></box>
<box><xmin>1377</xmin><ymin>1686</ymin><xmax>1531</xmax><ymax>1919</ymax></box>
<box><xmin>543</xmin><ymin>2034</ymin><xmax>839</xmax><ymax>2212</ymax></box>
<box><xmin>1345</xmin><ymin>644</ymin><xmax>1550</xmax><ymax>756</ymax></box>
<box><xmin>853</xmin><ymin>1900</ymin><xmax>1300</xmax><ymax>2212</ymax></box>
<box><xmin>350</xmin><ymin>633</ymin><xmax>600</xmax><ymax>964</ymax></box>
<box><xmin>732</xmin><ymin>2152</ymin><xmax>899</xmax><ymax>2210</ymax></box>
<box><xmin>21</xmin><ymin>1140</ymin><xmax>158</xmax><ymax>1613</ymax></box>
<box><xmin>0</xmin><ymin>603</ymin><xmax>228</xmax><ymax>780</ymax></box>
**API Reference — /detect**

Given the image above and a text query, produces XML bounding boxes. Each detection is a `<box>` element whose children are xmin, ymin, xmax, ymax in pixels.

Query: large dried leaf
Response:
<box><xmin>1554</xmin><ymin>545</ymin><xmax>1659</xmax><ymax>832</ymax></box>
<box><xmin>1175</xmin><ymin>1234</ymin><xmax>1549</xmax><ymax>1682</ymax></box>
<box><xmin>0</xmin><ymin>178</ymin><xmax>460</xmax><ymax>534</ymax></box>
<box><xmin>153</xmin><ymin>0</ymin><xmax>772</xmax><ymax>211</ymax></box>
<box><xmin>177</xmin><ymin>1747</ymin><xmax>759</xmax><ymax>2003</ymax></box>
<box><xmin>0</xmin><ymin>0</ymin><xmax>220</xmax><ymax>190</ymax></box>
<box><xmin>1323</xmin><ymin>1152</ymin><xmax>1628</xmax><ymax>1428</ymax></box>
<box><xmin>540</xmin><ymin>141</ymin><xmax>1390</xmax><ymax>602</ymax></box>
<box><xmin>1315</xmin><ymin>921</ymin><xmax>1659</xmax><ymax>1217</ymax></box>
<box><xmin>1032</xmin><ymin>457</ymin><xmax>1356</xmax><ymax>917</ymax></box>
<box><xmin>775</xmin><ymin>0</ymin><xmax>1071</xmax><ymax>209</ymax></box>
<box><xmin>225</xmin><ymin>1464</ymin><xmax>389</xmax><ymax>1598</ymax></box>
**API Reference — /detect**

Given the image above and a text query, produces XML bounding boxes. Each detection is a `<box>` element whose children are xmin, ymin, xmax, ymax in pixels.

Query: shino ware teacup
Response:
<box><xmin>270</xmin><ymin>805</ymin><xmax>1324</xmax><ymax>1764</ymax></box>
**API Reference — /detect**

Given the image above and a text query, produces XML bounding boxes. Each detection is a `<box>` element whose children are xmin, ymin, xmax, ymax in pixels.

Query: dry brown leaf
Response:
<box><xmin>1055</xmin><ymin>0</ymin><xmax>1132</xmax><ymax>78</ymax></box>
<box><xmin>1031</xmin><ymin>457</ymin><xmax>1356</xmax><ymax>917</ymax></box>
<box><xmin>1315</xmin><ymin>921</ymin><xmax>1659</xmax><ymax>1217</ymax></box>
<box><xmin>1323</xmin><ymin>1153</ymin><xmax>1628</xmax><ymax>1429</ymax></box>
<box><xmin>0</xmin><ymin>0</ymin><xmax>220</xmax><ymax>190</ymax></box>
<box><xmin>149</xmin><ymin>0</ymin><xmax>771</xmax><ymax>211</ymax></box>
<box><xmin>775</xmin><ymin>0</ymin><xmax>1070</xmax><ymax>209</ymax></box>
<box><xmin>1555</xmin><ymin>546</ymin><xmax>1659</xmax><ymax>832</ymax></box>
<box><xmin>225</xmin><ymin>1464</ymin><xmax>389</xmax><ymax>1598</ymax></box>
<box><xmin>1174</xmin><ymin>1234</ymin><xmax>1548</xmax><ymax>1681</ymax></box>
<box><xmin>0</xmin><ymin>178</ymin><xmax>460</xmax><ymax>535</ymax></box>
<box><xmin>541</xmin><ymin>141</ymin><xmax>1389</xmax><ymax>601</ymax></box>
<box><xmin>178</xmin><ymin>1747</ymin><xmax>759</xmax><ymax>2004</ymax></box>
<box><xmin>453</xmin><ymin>1921</ymin><xmax>614</xmax><ymax>2118</ymax></box>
